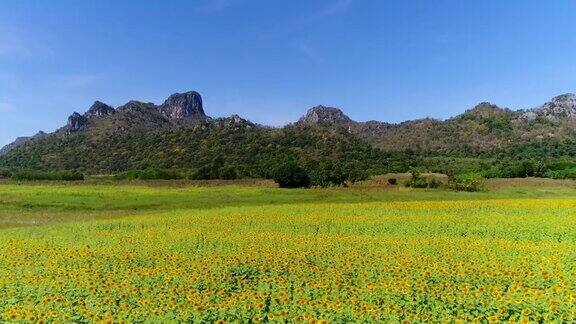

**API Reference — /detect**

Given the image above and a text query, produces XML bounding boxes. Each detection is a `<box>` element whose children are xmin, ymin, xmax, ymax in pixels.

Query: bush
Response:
<box><xmin>309</xmin><ymin>160</ymin><xmax>347</xmax><ymax>187</ymax></box>
<box><xmin>189</xmin><ymin>166</ymin><xmax>216</xmax><ymax>180</ymax></box>
<box><xmin>546</xmin><ymin>158</ymin><xmax>576</xmax><ymax>172</ymax></box>
<box><xmin>342</xmin><ymin>161</ymin><xmax>370</xmax><ymax>184</ymax></box>
<box><xmin>11</xmin><ymin>170</ymin><xmax>84</xmax><ymax>181</ymax></box>
<box><xmin>449</xmin><ymin>172</ymin><xmax>485</xmax><ymax>192</ymax></box>
<box><xmin>219</xmin><ymin>165</ymin><xmax>238</xmax><ymax>180</ymax></box>
<box><xmin>406</xmin><ymin>177</ymin><xmax>429</xmax><ymax>188</ymax></box>
<box><xmin>273</xmin><ymin>161</ymin><xmax>311</xmax><ymax>189</ymax></box>
<box><xmin>405</xmin><ymin>169</ymin><xmax>443</xmax><ymax>189</ymax></box>
<box><xmin>0</xmin><ymin>168</ymin><xmax>11</xmax><ymax>179</ymax></box>
<box><xmin>114</xmin><ymin>169</ymin><xmax>183</xmax><ymax>180</ymax></box>
<box><xmin>544</xmin><ymin>167</ymin><xmax>576</xmax><ymax>180</ymax></box>
<box><xmin>427</xmin><ymin>177</ymin><xmax>444</xmax><ymax>189</ymax></box>
<box><xmin>482</xmin><ymin>166</ymin><xmax>503</xmax><ymax>179</ymax></box>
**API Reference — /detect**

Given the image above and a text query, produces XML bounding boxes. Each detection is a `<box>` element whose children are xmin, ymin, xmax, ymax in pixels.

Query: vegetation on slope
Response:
<box><xmin>2</xmin><ymin>92</ymin><xmax>576</xmax><ymax>182</ymax></box>
<box><xmin>0</xmin><ymin>121</ymin><xmax>406</xmax><ymax>183</ymax></box>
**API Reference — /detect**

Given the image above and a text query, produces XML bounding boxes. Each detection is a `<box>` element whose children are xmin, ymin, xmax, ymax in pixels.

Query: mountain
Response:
<box><xmin>0</xmin><ymin>131</ymin><xmax>47</xmax><ymax>156</ymax></box>
<box><xmin>296</xmin><ymin>96</ymin><xmax>575</xmax><ymax>157</ymax></box>
<box><xmin>55</xmin><ymin>91</ymin><xmax>208</xmax><ymax>135</ymax></box>
<box><xmin>1</xmin><ymin>91</ymin><xmax>575</xmax><ymax>176</ymax></box>
<box><xmin>0</xmin><ymin>91</ymin><xmax>390</xmax><ymax>176</ymax></box>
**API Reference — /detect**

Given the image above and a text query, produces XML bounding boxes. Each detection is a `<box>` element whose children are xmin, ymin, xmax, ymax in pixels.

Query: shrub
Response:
<box><xmin>449</xmin><ymin>172</ymin><xmax>485</xmax><ymax>192</ymax></box>
<box><xmin>114</xmin><ymin>169</ymin><xmax>183</xmax><ymax>180</ymax></box>
<box><xmin>546</xmin><ymin>158</ymin><xmax>576</xmax><ymax>172</ymax></box>
<box><xmin>218</xmin><ymin>165</ymin><xmax>238</xmax><ymax>180</ymax></box>
<box><xmin>188</xmin><ymin>159</ymin><xmax>239</xmax><ymax>181</ymax></box>
<box><xmin>343</xmin><ymin>161</ymin><xmax>370</xmax><ymax>184</ymax></box>
<box><xmin>11</xmin><ymin>170</ymin><xmax>84</xmax><ymax>181</ymax></box>
<box><xmin>309</xmin><ymin>160</ymin><xmax>347</xmax><ymax>187</ymax></box>
<box><xmin>405</xmin><ymin>169</ymin><xmax>443</xmax><ymax>189</ymax></box>
<box><xmin>0</xmin><ymin>168</ymin><xmax>11</xmax><ymax>179</ymax></box>
<box><xmin>482</xmin><ymin>166</ymin><xmax>502</xmax><ymax>179</ymax></box>
<box><xmin>544</xmin><ymin>167</ymin><xmax>576</xmax><ymax>180</ymax></box>
<box><xmin>189</xmin><ymin>166</ymin><xmax>216</xmax><ymax>180</ymax></box>
<box><xmin>406</xmin><ymin>177</ymin><xmax>429</xmax><ymax>188</ymax></box>
<box><xmin>273</xmin><ymin>161</ymin><xmax>311</xmax><ymax>189</ymax></box>
<box><xmin>427</xmin><ymin>177</ymin><xmax>444</xmax><ymax>189</ymax></box>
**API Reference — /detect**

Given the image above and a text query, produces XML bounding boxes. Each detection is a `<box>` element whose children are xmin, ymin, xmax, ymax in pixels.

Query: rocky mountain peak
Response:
<box><xmin>544</xmin><ymin>93</ymin><xmax>576</xmax><ymax>116</ymax></box>
<box><xmin>160</xmin><ymin>91</ymin><xmax>205</xmax><ymax>120</ymax></box>
<box><xmin>85</xmin><ymin>101</ymin><xmax>115</xmax><ymax>119</ymax></box>
<box><xmin>67</xmin><ymin>112</ymin><xmax>87</xmax><ymax>132</ymax></box>
<box><xmin>215</xmin><ymin>114</ymin><xmax>254</xmax><ymax>129</ymax></box>
<box><xmin>550</xmin><ymin>93</ymin><xmax>576</xmax><ymax>103</ymax></box>
<box><xmin>229</xmin><ymin>114</ymin><xmax>245</xmax><ymax>124</ymax></box>
<box><xmin>521</xmin><ymin>93</ymin><xmax>576</xmax><ymax>121</ymax></box>
<box><xmin>298</xmin><ymin>105</ymin><xmax>354</xmax><ymax>126</ymax></box>
<box><xmin>117</xmin><ymin>100</ymin><xmax>157</xmax><ymax>112</ymax></box>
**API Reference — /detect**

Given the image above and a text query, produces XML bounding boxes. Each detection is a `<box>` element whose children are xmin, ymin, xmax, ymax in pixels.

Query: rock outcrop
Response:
<box><xmin>117</xmin><ymin>100</ymin><xmax>157</xmax><ymax>112</ymax></box>
<box><xmin>297</xmin><ymin>105</ymin><xmax>354</xmax><ymax>126</ymax></box>
<box><xmin>160</xmin><ymin>91</ymin><xmax>205</xmax><ymax>120</ymax></box>
<box><xmin>67</xmin><ymin>112</ymin><xmax>87</xmax><ymax>132</ymax></box>
<box><xmin>521</xmin><ymin>93</ymin><xmax>576</xmax><ymax>121</ymax></box>
<box><xmin>85</xmin><ymin>101</ymin><xmax>115</xmax><ymax>119</ymax></box>
<box><xmin>59</xmin><ymin>91</ymin><xmax>207</xmax><ymax>134</ymax></box>
<box><xmin>216</xmin><ymin>114</ymin><xmax>254</xmax><ymax>129</ymax></box>
<box><xmin>537</xmin><ymin>93</ymin><xmax>576</xmax><ymax>119</ymax></box>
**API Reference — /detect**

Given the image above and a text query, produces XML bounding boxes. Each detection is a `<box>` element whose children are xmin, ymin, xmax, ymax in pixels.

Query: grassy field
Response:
<box><xmin>0</xmin><ymin>181</ymin><xmax>575</xmax><ymax>322</ymax></box>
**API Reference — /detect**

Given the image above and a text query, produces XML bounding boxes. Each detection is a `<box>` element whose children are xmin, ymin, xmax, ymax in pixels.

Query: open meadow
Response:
<box><xmin>0</xmin><ymin>180</ymin><xmax>575</xmax><ymax>322</ymax></box>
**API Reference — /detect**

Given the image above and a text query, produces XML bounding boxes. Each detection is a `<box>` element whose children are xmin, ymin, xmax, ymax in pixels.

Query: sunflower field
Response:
<box><xmin>0</xmin><ymin>184</ymin><xmax>575</xmax><ymax>322</ymax></box>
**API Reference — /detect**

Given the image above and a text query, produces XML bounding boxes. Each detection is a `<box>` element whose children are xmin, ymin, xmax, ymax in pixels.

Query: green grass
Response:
<box><xmin>1</xmin><ymin>182</ymin><xmax>575</xmax><ymax>228</ymax></box>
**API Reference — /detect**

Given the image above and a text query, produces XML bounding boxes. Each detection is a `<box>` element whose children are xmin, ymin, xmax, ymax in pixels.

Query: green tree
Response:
<box><xmin>273</xmin><ymin>161</ymin><xmax>311</xmax><ymax>189</ymax></box>
<box><xmin>219</xmin><ymin>165</ymin><xmax>238</xmax><ymax>180</ymax></box>
<box><xmin>343</xmin><ymin>161</ymin><xmax>369</xmax><ymax>184</ymax></box>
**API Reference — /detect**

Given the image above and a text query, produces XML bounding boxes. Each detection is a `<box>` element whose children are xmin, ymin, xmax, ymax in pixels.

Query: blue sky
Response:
<box><xmin>1</xmin><ymin>0</ymin><xmax>575</xmax><ymax>146</ymax></box>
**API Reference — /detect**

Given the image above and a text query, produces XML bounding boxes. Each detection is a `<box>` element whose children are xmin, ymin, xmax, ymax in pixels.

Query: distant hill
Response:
<box><xmin>1</xmin><ymin>91</ymin><xmax>575</xmax><ymax>176</ymax></box>
<box><xmin>298</xmin><ymin>94</ymin><xmax>576</xmax><ymax>158</ymax></box>
<box><xmin>0</xmin><ymin>131</ymin><xmax>48</xmax><ymax>156</ymax></box>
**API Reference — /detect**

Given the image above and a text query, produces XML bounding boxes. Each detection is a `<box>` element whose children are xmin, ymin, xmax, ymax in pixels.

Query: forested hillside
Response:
<box><xmin>1</xmin><ymin>91</ymin><xmax>575</xmax><ymax>180</ymax></box>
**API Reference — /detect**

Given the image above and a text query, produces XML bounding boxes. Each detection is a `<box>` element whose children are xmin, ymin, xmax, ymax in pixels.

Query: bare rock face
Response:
<box><xmin>298</xmin><ymin>105</ymin><xmax>354</xmax><ymax>126</ymax></box>
<box><xmin>216</xmin><ymin>114</ymin><xmax>254</xmax><ymax>129</ymax></box>
<box><xmin>229</xmin><ymin>114</ymin><xmax>247</xmax><ymax>125</ymax></box>
<box><xmin>539</xmin><ymin>93</ymin><xmax>576</xmax><ymax>119</ymax></box>
<box><xmin>67</xmin><ymin>112</ymin><xmax>87</xmax><ymax>132</ymax></box>
<box><xmin>160</xmin><ymin>91</ymin><xmax>205</xmax><ymax>120</ymax></box>
<box><xmin>85</xmin><ymin>101</ymin><xmax>115</xmax><ymax>119</ymax></box>
<box><xmin>521</xmin><ymin>93</ymin><xmax>576</xmax><ymax>121</ymax></box>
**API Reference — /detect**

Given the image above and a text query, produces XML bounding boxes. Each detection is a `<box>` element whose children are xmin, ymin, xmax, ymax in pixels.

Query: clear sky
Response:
<box><xmin>1</xmin><ymin>0</ymin><xmax>575</xmax><ymax>146</ymax></box>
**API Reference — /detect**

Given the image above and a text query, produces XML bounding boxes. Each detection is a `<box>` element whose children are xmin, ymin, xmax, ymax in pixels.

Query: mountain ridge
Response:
<box><xmin>1</xmin><ymin>91</ymin><xmax>575</xmax><ymax>175</ymax></box>
<box><xmin>4</xmin><ymin>91</ymin><xmax>575</xmax><ymax>150</ymax></box>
